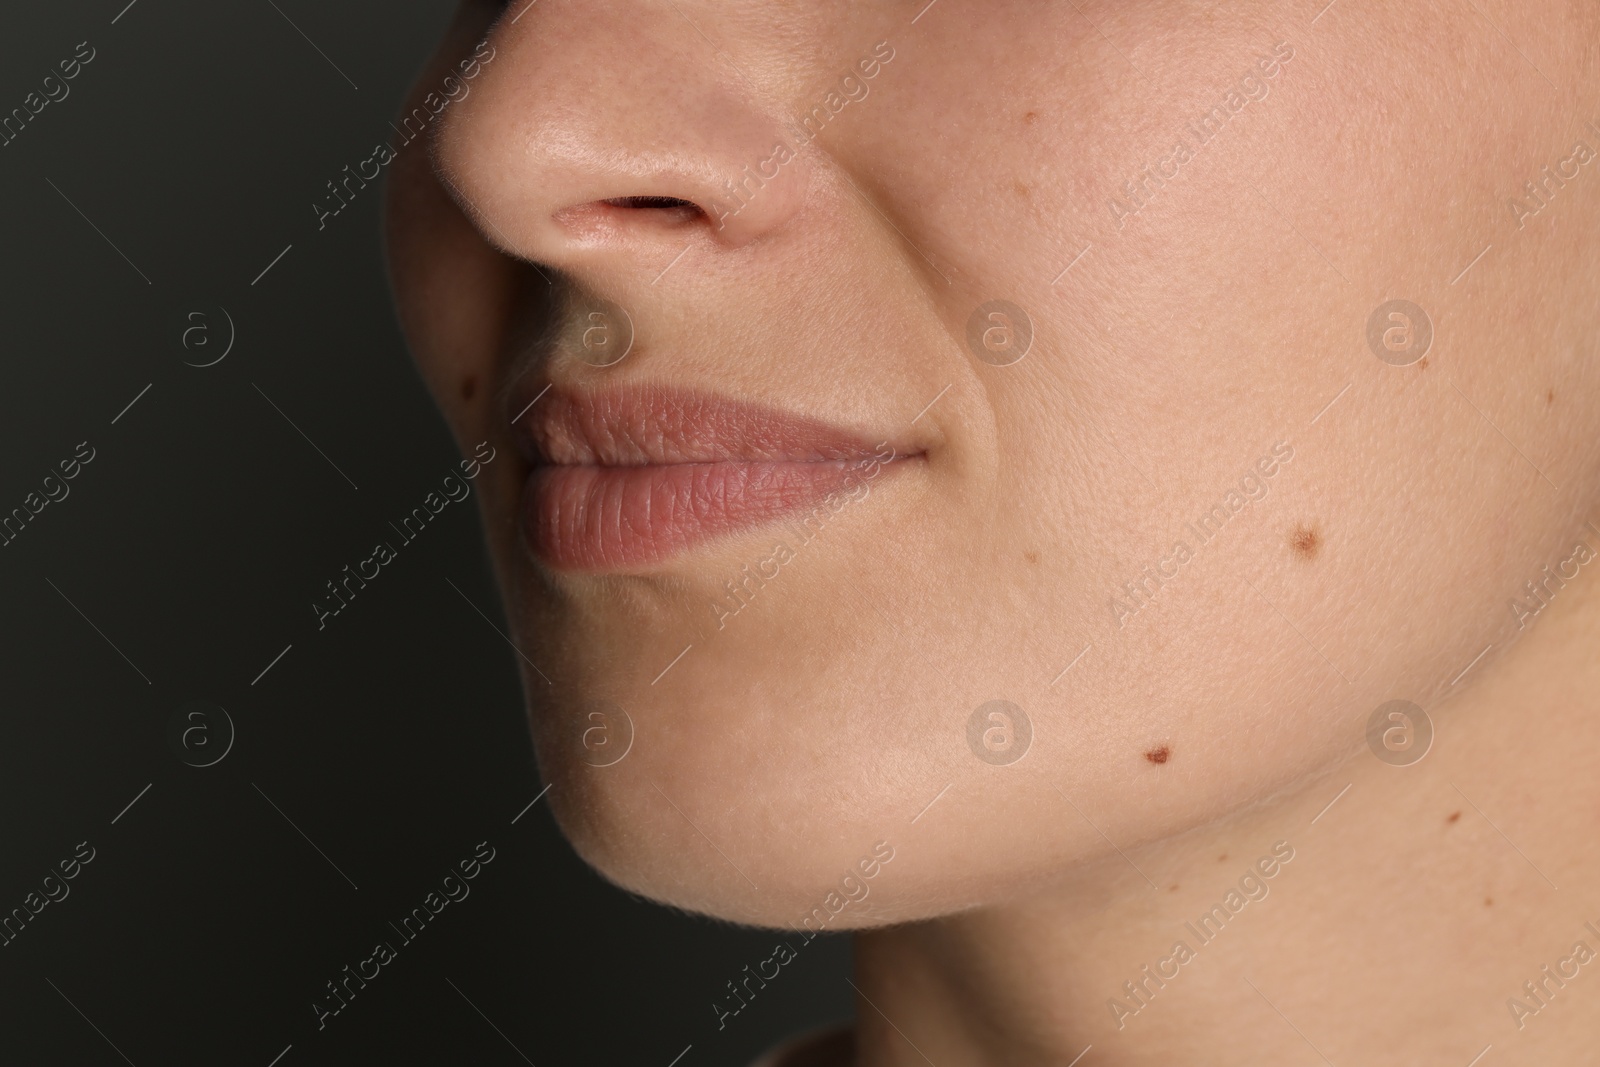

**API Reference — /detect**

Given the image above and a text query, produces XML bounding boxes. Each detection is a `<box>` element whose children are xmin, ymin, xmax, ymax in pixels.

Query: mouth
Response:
<box><xmin>510</xmin><ymin>384</ymin><xmax>915</xmax><ymax>571</ymax></box>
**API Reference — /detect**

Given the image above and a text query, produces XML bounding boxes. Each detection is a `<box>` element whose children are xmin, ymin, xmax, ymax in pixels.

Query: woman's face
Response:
<box><xmin>387</xmin><ymin>0</ymin><xmax>1600</xmax><ymax>926</ymax></box>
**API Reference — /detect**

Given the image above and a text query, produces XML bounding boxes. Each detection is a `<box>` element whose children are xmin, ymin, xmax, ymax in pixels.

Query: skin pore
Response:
<box><xmin>385</xmin><ymin>0</ymin><xmax>1600</xmax><ymax>1063</ymax></box>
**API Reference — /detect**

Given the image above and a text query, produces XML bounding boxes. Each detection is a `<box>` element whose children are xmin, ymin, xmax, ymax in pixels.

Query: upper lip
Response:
<box><xmin>511</xmin><ymin>384</ymin><xmax>905</xmax><ymax>467</ymax></box>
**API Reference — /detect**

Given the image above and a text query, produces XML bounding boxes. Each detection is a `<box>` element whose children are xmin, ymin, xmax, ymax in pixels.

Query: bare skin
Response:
<box><xmin>852</xmin><ymin>567</ymin><xmax>1600</xmax><ymax>1065</ymax></box>
<box><xmin>386</xmin><ymin>1</ymin><xmax>1600</xmax><ymax>1062</ymax></box>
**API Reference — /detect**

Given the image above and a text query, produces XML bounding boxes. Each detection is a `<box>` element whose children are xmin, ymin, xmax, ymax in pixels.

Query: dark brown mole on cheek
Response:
<box><xmin>1023</xmin><ymin>110</ymin><xmax>1039</xmax><ymax>124</ymax></box>
<box><xmin>1290</xmin><ymin>524</ymin><xmax>1320</xmax><ymax>561</ymax></box>
<box><xmin>1447</xmin><ymin>810</ymin><xmax>1461</xmax><ymax>823</ymax></box>
<box><xmin>461</xmin><ymin>376</ymin><xmax>477</xmax><ymax>402</ymax></box>
<box><xmin>1145</xmin><ymin>745</ymin><xmax>1169</xmax><ymax>764</ymax></box>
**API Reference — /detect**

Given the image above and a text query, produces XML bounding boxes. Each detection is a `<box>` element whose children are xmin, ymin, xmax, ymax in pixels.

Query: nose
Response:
<box><xmin>432</xmin><ymin>3</ymin><xmax>812</xmax><ymax>273</ymax></box>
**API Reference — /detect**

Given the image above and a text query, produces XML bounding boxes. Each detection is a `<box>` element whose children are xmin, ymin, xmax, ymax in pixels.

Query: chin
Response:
<box><xmin>524</xmin><ymin>676</ymin><xmax>900</xmax><ymax>928</ymax></box>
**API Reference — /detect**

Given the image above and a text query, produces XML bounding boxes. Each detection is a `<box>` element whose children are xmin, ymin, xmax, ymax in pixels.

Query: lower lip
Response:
<box><xmin>523</xmin><ymin>459</ymin><xmax>881</xmax><ymax>570</ymax></box>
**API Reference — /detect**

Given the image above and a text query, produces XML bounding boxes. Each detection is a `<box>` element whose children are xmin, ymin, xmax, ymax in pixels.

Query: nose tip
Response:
<box><xmin>431</xmin><ymin>9</ymin><xmax>812</xmax><ymax>270</ymax></box>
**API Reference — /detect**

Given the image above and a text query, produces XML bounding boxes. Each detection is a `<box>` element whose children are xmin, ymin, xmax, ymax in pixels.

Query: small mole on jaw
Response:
<box><xmin>1418</xmin><ymin>356</ymin><xmax>1429</xmax><ymax>370</ymax></box>
<box><xmin>1025</xmin><ymin>551</ymin><xmax>1040</xmax><ymax>564</ymax></box>
<box><xmin>1290</xmin><ymin>524</ymin><xmax>1320</xmax><ymax>561</ymax></box>
<box><xmin>1447</xmin><ymin>811</ymin><xmax>1461</xmax><ymax>823</ymax></box>
<box><xmin>1548</xmin><ymin>388</ymin><xmax>1556</xmax><ymax>406</ymax></box>
<box><xmin>1485</xmin><ymin>897</ymin><xmax>1494</xmax><ymax>907</ymax></box>
<box><xmin>1145</xmin><ymin>746</ymin><xmax>1169</xmax><ymax>764</ymax></box>
<box><xmin>461</xmin><ymin>376</ymin><xmax>477</xmax><ymax>402</ymax></box>
<box><xmin>1217</xmin><ymin>854</ymin><xmax>1228</xmax><ymax>863</ymax></box>
<box><xmin>1023</xmin><ymin>110</ymin><xmax>1039</xmax><ymax>124</ymax></box>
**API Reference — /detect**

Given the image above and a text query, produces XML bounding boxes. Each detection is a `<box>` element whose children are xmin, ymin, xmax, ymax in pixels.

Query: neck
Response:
<box><xmin>853</xmin><ymin>554</ymin><xmax>1600</xmax><ymax>1066</ymax></box>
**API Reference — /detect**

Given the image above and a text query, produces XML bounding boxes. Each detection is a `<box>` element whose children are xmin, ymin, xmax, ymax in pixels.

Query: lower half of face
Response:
<box><xmin>388</xmin><ymin>0</ymin><xmax>1600</xmax><ymax>927</ymax></box>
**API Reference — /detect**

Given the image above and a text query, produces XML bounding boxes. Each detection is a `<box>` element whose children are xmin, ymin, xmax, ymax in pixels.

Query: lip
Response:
<box><xmin>511</xmin><ymin>385</ymin><xmax>910</xmax><ymax>571</ymax></box>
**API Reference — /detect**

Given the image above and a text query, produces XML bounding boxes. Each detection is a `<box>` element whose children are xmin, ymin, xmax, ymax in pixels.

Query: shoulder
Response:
<box><xmin>747</xmin><ymin>1022</ymin><xmax>855</xmax><ymax>1067</ymax></box>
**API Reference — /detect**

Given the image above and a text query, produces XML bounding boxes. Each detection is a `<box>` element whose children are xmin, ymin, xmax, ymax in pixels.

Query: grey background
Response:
<box><xmin>0</xmin><ymin>2</ymin><xmax>849</xmax><ymax>1063</ymax></box>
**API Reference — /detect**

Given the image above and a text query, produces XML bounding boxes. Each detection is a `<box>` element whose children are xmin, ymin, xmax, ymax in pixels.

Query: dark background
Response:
<box><xmin>0</xmin><ymin>2</ymin><xmax>849</xmax><ymax>1063</ymax></box>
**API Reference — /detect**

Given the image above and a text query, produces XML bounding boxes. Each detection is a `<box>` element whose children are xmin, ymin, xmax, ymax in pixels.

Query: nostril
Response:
<box><xmin>553</xmin><ymin>195</ymin><xmax>707</xmax><ymax>236</ymax></box>
<box><xmin>602</xmin><ymin>196</ymin><xmax>698</xmax><ymax>210</ymax></box>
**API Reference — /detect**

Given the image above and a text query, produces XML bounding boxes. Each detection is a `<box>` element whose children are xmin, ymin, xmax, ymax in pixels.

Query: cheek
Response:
<box><xmin>385</xmin><ymin>144</ymin><xmax>514</xmax><ymax>434</ymax></box>
<box><xmin>385</xmin><ymin>14</ymin><xmax>522</xmax><ymax>454</ymax></box>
